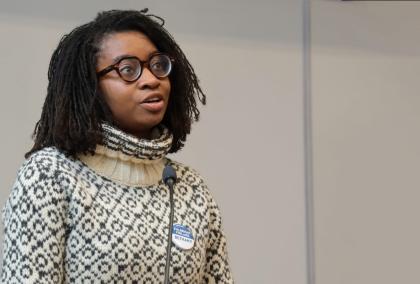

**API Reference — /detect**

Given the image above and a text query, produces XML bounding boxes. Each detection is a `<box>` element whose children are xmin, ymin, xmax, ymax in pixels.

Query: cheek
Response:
<box><xmin>163</xmin><ymin>79</ymin><xmax>171</xmax><ymax>98</ymax></box>
<box><xmin>99</xmin><ymin>81</ymin><xmax>127</xmax><ymax>109</ymax></box>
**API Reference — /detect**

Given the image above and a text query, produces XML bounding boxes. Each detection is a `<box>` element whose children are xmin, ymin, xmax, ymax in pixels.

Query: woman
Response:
<box><xmin>1</xmin><ymin>9</ymin><xmax>233</xmax><ymax>283</ymax></box>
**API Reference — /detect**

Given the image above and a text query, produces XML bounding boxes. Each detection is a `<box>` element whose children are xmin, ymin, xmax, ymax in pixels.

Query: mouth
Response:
<box><xmin>139</xmin><ymin>95</ymin><xmax>165</xmax><ymax>112</ymax></box>
<box><xmin>142</xmin><ymin>97</ymin><xmax>162</xmax><ymax>103</ymax></box>
<box><xmin>140</xmin><ymin>94</ymin><xmax>164</xmax><ymax>104</ymax></box>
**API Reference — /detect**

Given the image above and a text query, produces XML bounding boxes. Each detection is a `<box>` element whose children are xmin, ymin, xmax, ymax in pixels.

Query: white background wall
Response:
<box><xmin>0</xmin><ymin>1</ymin><xmax>308</xmax><ymax>283</ymax></box>
<box><xmin>312</xmin><ymin>1</ymin><xmax>420</xmax><ymax>283</ymax></box>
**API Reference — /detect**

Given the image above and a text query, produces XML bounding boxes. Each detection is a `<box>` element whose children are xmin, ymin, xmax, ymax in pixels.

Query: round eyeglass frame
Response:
<box><xmin>96</xmin><ymin>52</ymin><xmax>174</xmax><ymax>82</ymax></box>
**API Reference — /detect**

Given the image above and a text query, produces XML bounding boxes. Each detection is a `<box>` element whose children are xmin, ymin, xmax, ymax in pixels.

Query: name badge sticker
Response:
<box><xmin>172</xmin><ymin>224</ymin><xmax>195</xmax><ymax>250</ymax></box>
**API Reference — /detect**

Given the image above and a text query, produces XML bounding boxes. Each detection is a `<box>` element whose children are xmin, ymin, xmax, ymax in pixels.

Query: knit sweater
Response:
<box><xmin>1</xmin><ymin>124</ymin><xmax>233</xmax><ymax>283</ymax></box>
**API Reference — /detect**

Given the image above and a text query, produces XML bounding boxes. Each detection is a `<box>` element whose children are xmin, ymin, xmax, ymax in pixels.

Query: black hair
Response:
<box><xmin>25</xmin><ymin>9</ymin><xmax>205</xmax><ymax>158</ymax></box>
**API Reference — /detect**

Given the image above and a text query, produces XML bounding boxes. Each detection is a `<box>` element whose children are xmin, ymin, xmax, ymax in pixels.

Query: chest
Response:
<box><xmin>64</xmin><ymin>176</ymin><xmax>210</xmax><ymax>283</ymax></box>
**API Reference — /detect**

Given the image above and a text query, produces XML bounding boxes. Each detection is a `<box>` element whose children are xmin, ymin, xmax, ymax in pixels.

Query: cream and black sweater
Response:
<box><xmin>1</xmin><ymin>124</ymin><xmax>233</xmax><ymax>283</ymax></box>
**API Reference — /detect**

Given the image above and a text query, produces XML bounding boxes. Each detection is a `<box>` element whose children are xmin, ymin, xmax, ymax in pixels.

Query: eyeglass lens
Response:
<box><xmin>118</xmin><ymin>54</ymin><xmax>172</xmax><ymax>81</ymax></box>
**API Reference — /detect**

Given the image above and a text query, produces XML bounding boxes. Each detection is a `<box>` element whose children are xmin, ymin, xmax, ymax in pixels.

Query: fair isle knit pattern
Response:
<box><xmin>100</xmin><ymin>124</ymin><xmax>172</xmax><ymax>160</ymax></box>
<box><xmin>1</xmin><ymin>124</ymin><xmax>233</xmax><ymax>283</ymax></box>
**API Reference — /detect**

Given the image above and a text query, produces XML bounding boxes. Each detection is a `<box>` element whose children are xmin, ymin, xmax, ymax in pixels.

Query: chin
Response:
<box><xmin>138</xmin><ymin>117</ymin><xmax>165</xmax><ymax>130</ymax></box>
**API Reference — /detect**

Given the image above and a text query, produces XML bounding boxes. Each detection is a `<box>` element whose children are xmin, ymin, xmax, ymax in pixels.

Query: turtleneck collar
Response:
<box><xmin>78</xmin><ymin>123</ymin><xmax>173</xmax><ymax>187</ymax></box>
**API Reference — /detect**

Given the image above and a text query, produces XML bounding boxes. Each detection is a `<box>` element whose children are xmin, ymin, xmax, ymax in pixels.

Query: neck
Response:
<box><xmin>118</xmin><ymin>124</ymin><xmax>153</xmax><ymax>140</ymax></box>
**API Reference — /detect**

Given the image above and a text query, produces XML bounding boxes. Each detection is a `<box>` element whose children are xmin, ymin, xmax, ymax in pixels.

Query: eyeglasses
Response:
<box><xmin>97</xmin><ymin>53</ymin><xmax>174</xmax><ymax>82</ymax></box>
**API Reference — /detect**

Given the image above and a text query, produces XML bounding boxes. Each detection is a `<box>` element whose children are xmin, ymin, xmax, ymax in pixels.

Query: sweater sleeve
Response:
<box><xmin>203</xmin><ymin>195</ymin><xmax>234</xmax><ymax>284</ymax></box>
<box><xmin>1</xmin><ymin>154</ymin><xmax>69</xmax><ymax>283</ymax></box>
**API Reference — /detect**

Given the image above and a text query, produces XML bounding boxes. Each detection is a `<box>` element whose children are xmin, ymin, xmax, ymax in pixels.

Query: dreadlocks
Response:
<box><xmin>25</xmin><ymin>9</ymin><xmax>205</xmax><ymax>158</ymax></box>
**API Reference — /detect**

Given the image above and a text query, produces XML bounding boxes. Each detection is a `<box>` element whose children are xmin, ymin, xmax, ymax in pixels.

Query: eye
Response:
<box><xmin>150</xmin><ymin>56</ymin><xmax>170</xmax><ymax>73</ymax></box>
<box><xmin>151</xmin><ymin>61</ymin><xmax>164</xmax><ymax>71</ymax></box>
<box><xmin>119</xmin><ymin>64</ymin><xmax>136</xmax><ymax>75</ymax></box>
<box><xmin>117</xmin><ymin>58</ymin><xmax>140</xmax><ymax>78</ymax></box>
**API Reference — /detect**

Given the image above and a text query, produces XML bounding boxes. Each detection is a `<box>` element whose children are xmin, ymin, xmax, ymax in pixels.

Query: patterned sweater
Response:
<box><xmin>1</xmin><ymin>124</ymin><xmax>233</xmax><ymax>283</ymax></box>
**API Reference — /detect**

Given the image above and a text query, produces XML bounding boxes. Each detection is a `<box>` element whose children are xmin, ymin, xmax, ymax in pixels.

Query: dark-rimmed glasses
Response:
<box><xmin>97</xmin><ymin>53</ymin><xmax>174</xmax><ymax>82</ymax></box>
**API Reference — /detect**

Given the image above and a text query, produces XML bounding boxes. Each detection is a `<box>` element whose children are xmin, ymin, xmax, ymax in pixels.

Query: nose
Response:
<box><xmin>137</xmin><ymin>67</ymin><xmax>160</xmax><ymax>90</ymax></box>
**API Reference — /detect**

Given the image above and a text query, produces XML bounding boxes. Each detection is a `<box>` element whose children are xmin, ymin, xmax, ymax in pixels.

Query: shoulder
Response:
<box><xmin>3</xmin><ymin>147</ymin><xmax>80</xmax><ymax>228</ymax></box>
<box><xmin>167</xmin><ymin>159</ymin><xmax>206</xmax><ymax>188</ymax></box>
<box><xmin>9</xmin><ymin>147</ymin><xmax>81</xmax><ymax>203</ymax></box>
<box><xmin>166</xmin><ymin>159</ymin><xmax>221</xmax><ymax>208</ymax></box>
<box><xmin>21</xmin><ymin>146</ymin><xmax>81</xmax><ymax>177</ymax></box>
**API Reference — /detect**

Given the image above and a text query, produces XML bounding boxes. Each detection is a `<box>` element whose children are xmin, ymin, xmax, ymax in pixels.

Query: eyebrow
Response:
<box><xmin>111</xmin><ymin>54</ymin><xmax>134</xmax><ymax>64</ymax></box>
<box><xmin>111</xmin><ymin>51</ymin><xmax>160</xmax><ymax>64</ymax></box>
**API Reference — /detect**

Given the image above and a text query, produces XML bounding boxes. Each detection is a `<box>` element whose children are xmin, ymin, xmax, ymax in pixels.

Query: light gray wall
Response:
<box><xmin>0</xmin><ymin>1</ymin><xmax>308</xmax><ymax>283</ymax></box>
<box><xmin>312</xmin><ymin>1</ymin><xmax>420</xmax><ymax>283</ymax></box>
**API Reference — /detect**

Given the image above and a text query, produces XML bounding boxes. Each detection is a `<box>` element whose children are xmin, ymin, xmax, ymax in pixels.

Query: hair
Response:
<box><xmin>25</xmin><ymin>9</ymin><xmax>205</xmax><ymax>159</ymax></box>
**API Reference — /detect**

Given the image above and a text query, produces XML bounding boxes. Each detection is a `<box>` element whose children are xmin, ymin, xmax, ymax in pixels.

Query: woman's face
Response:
<box><xmin>96</xmin><ymin>31</ymin><xmax>171</xmax><ymax>139</ymax></box>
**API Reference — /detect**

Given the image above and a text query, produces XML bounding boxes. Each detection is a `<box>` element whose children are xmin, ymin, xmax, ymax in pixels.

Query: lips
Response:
<box><xmin>140</xmin><ymin>94</ymin><xmax>164</xmax><ymax>104</ymax></box>
<box><xmin>139</xmin><ymin>94</ymin><xmax>165</xmax><ymax>112</ymax></box>
<box><xmin>143</xmin><ymin>97</ymin><xmax>162</xmax><ymax>103</ymax></box>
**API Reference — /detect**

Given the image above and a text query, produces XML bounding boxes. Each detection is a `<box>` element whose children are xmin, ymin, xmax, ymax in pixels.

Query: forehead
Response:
<box><xmin>97</xmin><ymin>31</ymin><xmax>158</xmax><ymax>63</ymax></box>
